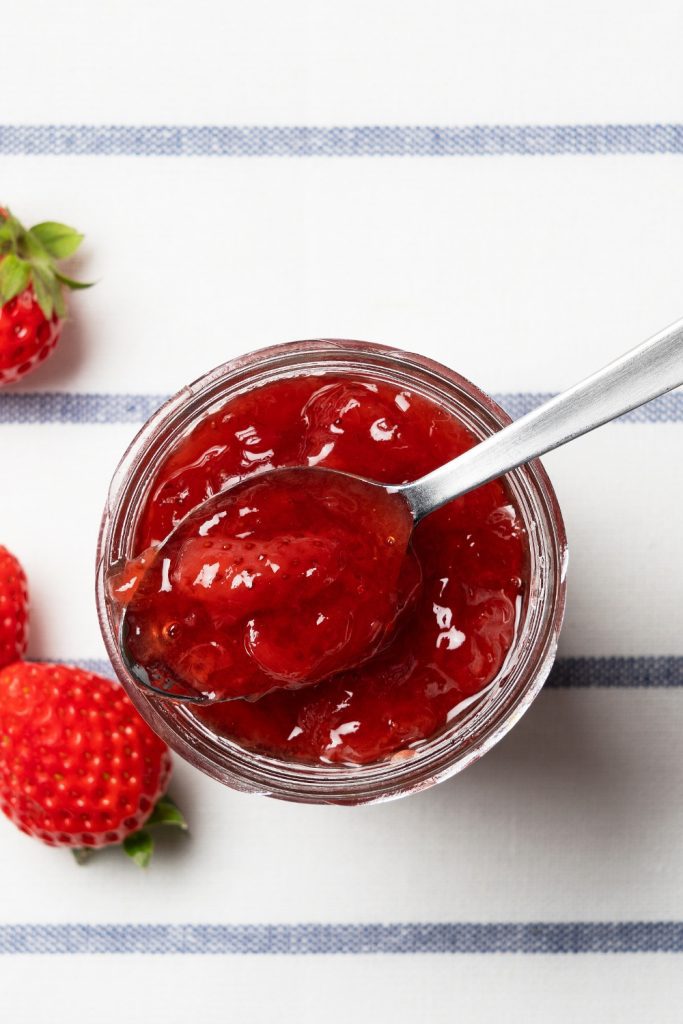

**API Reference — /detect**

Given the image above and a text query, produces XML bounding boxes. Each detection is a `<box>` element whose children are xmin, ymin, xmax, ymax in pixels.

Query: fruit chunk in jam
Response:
<box><xmin>116</xmin><ymin>375</ymin><xmax>527</xmax><ymax>765</ymax></box>
<box><xmin>117</xmin><ymin>470</ymin><xmax>414</xmax><ymax>700</ymax></box>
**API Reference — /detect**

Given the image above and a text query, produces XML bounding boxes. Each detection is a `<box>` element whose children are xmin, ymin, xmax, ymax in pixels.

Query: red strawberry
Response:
<box><xmin>0</xmin><ymin>663</ymin><xmax>186</xmax><ymax>865</ymax></box>
<box><xmin>0</xmin><ymin>546</ymin><xmax>28</xmax><ymax>670</ymax></box>
<box><xmin>0</xmin><ymin>207</ymin><xmax>91</xmax><ymax>385</ymax></box>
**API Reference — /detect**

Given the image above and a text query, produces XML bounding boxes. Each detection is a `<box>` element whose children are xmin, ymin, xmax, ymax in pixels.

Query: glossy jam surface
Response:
<box><xmin>123</xmin><ymin>376</ymin><xmax>527</xmax><ymax>765</ymax></box>
<box><xmin>116</xmin><ymin>470</ymin><xmax>414</xmax><ymax>700</ymax></box>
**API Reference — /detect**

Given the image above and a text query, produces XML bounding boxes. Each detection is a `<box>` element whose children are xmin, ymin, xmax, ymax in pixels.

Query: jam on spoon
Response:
<box><xmin>114</xmin><ymin>468</ymin><xmax>414</xmax><ymax>701</ymax></box>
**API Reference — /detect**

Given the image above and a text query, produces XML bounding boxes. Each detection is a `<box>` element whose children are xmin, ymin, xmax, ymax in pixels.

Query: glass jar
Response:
<box><xmin>96</xmin><ymin>340</ymin><xmax>567</xmax><ymax>805</ymax></box>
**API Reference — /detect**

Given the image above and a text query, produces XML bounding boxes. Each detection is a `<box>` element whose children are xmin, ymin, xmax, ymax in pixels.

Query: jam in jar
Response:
<box><xmin>98</xmin><ymin>341</ymin><xmax>566</xmax><ymax>803</ymax></box>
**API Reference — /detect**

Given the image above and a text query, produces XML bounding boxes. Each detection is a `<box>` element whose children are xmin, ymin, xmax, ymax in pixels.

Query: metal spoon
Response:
<box><xmin>398</xmin><ymin>315</ymin><xmax>683</xmax><ymax>522</ymax></box>
<box><xmin>119</xmin><ymin>316</ymin><xmax>683</xmax><ymax>703</ymax></box>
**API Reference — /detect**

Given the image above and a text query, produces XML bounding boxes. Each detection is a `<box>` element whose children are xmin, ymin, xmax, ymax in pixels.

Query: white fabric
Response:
<box><xmin>1</xmin><ymin>2</ymin><xmax>683</xmax><ymax>1020</ymax></box>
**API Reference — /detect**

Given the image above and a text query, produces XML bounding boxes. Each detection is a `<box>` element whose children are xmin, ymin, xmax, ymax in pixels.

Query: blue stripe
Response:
<box><xmin>3</xmin><ymin>124</ymin><xmax>683</xmax><ymax>157</ymax></box>
<box><xmin>1</xmin><ymin>921</ymin><xmax>683</xmax><ymax>954</ymax></box>
<box><xmin>495</xmin><ymin>391</ymin><xmax>683</xmax><ymax>423</ymax></box>
<box><xmin>0</xmin><ymin>393</ymin><xmax>168</xmax><ymax>424</ymax></box>
<box><xmin>57</xmin><ymin>657</ymin><xmax>683</xmax><ymax>688</ymax></box>
<box><xmin>546</xmin><ymin>657</ymin><xmax>683</xmax><ymax>688</ymax></box>
<box><xmin>2</xmin><ymin>391</ymin><xmax>682</xmax><ymax>425</ymax></box>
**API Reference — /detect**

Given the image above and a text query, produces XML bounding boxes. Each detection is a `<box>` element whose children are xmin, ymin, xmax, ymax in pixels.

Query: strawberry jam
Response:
<box><xmin>117</xmin><ymin>470</ymin><xmax>414</xmax><ymax>700</ymax></box>
<box><xmin>115</xmin><ymin>376</ymin><xmax>527</xmax><ymax>765</ymax></box>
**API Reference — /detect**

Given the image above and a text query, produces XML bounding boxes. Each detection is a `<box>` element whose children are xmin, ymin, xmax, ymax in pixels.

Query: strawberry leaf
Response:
<box><xmin>71</xmin><ymin>847</ymin><xmax>93</xmax><ymax>866</ymax></box>
<box><xmin>146</xmin><ymin>794</ymin><xmax>188</xmax><ymax>830</ymax></box>
<box><xmin>0</xmin><ymin>212</ymin><xmax>21</xmax><ymax>246</ymax></box>
<box><xmin>30</xmin><ymin>221</ymin><xmax>84</xmax><ymax>259</ymax></box>
<box><xmin>21</xmin><ymin>230</ymin><xmax>50</xmax><ymax>263</ymax></box>
<box><xmin>53</xmin><ymin>282</ymin><xmax>67</xmax><ymax>320</ymax></box>
<box><xmin>0</xmin><ymin>253</ymin><xmax>31</xmax><ymax>302</ymax></box>
<box><xmin>31</xmin><ymin>266</ymin><xmax>55</xmax><ymax>319</ymax></box>
<box><xmin>54</xmin><ymin>269</ymin><xmax>94</xmax><ymax>290</ymax></box>
<box><xmin>0</xmin><ymin>208</ymin><xmax>92</xmax><ymax>321</ymax></box>
<box><xmin>123</xmin><ymin>830</ymin><xmax>154</xmax><ymax>868</ymax></box>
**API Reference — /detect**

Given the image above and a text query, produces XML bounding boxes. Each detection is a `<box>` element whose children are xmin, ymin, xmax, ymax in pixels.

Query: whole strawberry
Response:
<box><xmin>0</xmin><ymin>207</ymin><xmax>90</xmax><ymax>385</ymax></box>
<box><xmin>0</xmin><ymin>663</ymin><xmax>185</xmax><ymax>865</ymax></box>
<box><xmin>0</xmin><ymin>546</ymin><xmax>29</xmax><ymax>671</ymax></box>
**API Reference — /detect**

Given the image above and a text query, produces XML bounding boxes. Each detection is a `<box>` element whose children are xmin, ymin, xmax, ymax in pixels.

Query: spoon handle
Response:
<box><xmin>402</xmin><ymin>316</ymin><xmax>683</xmax><ymax>521</ymax></box>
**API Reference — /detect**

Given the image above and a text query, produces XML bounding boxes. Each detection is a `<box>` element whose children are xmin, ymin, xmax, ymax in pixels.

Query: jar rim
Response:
<box><xmin>96</xmin><ymin>339</ymin><xmax>567</xmax><ymax>805</ymax></box>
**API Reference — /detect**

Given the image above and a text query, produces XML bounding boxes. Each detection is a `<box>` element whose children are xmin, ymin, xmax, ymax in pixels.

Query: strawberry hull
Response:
<box><xmin>0</xmin><ymin>207</ymin><xmax>90</xmax><ymax>386</ymax></box>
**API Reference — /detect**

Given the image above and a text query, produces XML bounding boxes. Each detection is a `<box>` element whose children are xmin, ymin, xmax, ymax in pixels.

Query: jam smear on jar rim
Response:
<box><xmin>113</xmin><ymin>375</ymin><xmax>527</xmax><ymax>766</ymax></box>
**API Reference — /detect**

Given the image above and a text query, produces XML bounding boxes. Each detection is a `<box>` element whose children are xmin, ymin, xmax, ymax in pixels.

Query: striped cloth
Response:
<box><xmin>4</xmin><ymin>123</ymin><xmax>683</xmax><ymax>157</ymax></box>
<box><xmin>1</xmin><ymin>1</ymin><xmax>683</xmax><ymax>1021</ymax></box>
